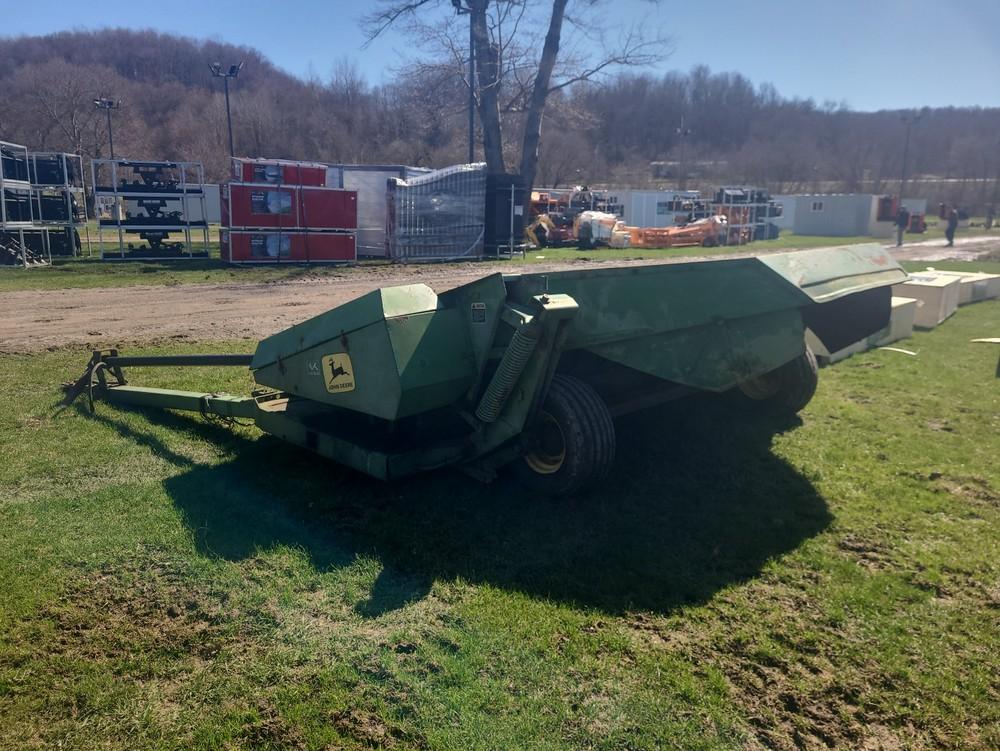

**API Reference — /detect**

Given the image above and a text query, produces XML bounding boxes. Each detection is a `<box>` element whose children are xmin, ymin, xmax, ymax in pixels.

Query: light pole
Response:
<box><xmin>675</xmin><ymin>115</ymin><xmax>692</xmax><ymax>190</ymax></box>
<box><xmin>451</xmin><ymin>0</ymin><xmax>475</xmax><ymax>164</ymax></box>
<box><xmin>899</xmin><ymin>111</ymin><xmax>922</xmax><ymax>200</ymax></box>
<box><xmin>210</xmin><ymin>62</ymin><xmax>245</xmax><ymax>158</ymax></box>
<box><xmin>93</xmin><ymin>98</ymin><xmax>120</xmax><ymax>159</ymax></box>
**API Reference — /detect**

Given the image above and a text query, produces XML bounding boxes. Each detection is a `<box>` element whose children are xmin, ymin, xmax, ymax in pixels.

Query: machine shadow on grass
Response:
<box><xmin>91</xmin><ymin>396</ymin><xmax>831</xmax><ymax>615</ymax></box>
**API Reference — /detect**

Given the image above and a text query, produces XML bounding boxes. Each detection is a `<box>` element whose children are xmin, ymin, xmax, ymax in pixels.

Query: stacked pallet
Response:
<box><xmin>221</xmin><ymin>158</ymin><xmax>357</xmax><ymax>264</ymax></box>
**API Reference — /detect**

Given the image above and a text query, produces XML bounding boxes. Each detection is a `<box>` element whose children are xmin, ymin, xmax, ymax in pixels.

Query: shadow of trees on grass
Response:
<box><xmin>97</xmin><ymin>396</ymin><xmax>831</xmax><ymax>616</ymax></box>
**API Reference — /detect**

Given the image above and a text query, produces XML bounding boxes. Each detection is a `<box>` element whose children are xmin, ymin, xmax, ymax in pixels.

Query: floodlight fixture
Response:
<box><xmin>94</xmin><ymin>98</ymin><xmax>121</xmax><ymax>158</ymax></box>
<box><xmin>209</xmin><ymin>61</ymin><xmax>246</xmax><ymax>157</ymax></box>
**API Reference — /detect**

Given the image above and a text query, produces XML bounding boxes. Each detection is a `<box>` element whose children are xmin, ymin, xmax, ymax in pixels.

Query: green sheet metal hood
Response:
<box><xmin>251</xmin><ymin>284</ymin><xmax>477</xmax><ymax>421</ymax></box>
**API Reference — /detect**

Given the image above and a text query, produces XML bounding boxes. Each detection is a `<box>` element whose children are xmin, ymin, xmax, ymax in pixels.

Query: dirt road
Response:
<box><xmin>885</xmin><ymin>234</ymin><xmax>1000</xmax><ymax>262</ymax></box>
<box><xmin>0</xmin><ymin>258</ymin><xmax>656</xmax><ymax>353</ymax></box>
<box><xmin>2</xmin><ymin>238</ymin><xmax>997</xmax><ymax>353</ymax></box>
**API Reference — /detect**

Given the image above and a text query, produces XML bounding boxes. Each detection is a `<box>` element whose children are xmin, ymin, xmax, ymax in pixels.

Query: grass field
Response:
<box><xmin>1</xmin><ymin>298</ymin><xmax>998</xmax><ymax>749</ymax></box>
<box><xmin>2</xmin><ymin>226</ymin><xmax>997</xmax><ymax>293</ymax></box>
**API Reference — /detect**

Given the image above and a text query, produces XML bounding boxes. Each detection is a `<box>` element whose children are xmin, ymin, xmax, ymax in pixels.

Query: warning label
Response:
<box><xmin>321</xmin><ymin>353</ymin><xmax>355</xmax><ymax>393</ymax></box>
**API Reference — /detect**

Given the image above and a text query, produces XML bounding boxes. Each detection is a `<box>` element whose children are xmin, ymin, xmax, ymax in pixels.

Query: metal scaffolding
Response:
<box><xmin>92</xmin><ymin>159</ymin><xmax>210</xmax><ymax>260</ymax></box>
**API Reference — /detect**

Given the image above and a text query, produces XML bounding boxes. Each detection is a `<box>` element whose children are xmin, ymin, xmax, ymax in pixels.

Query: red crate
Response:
<box><xmin>299</xmin><ymin>188</ymin><xmax>357</xmax><ymax>229</ymax></box>
<box><xmin>224</xmin><ymin>183</ymin><xmax>357</xmax><ymax>230</ymax></box>
<box><xmin>231</xmin><ymin>158</ymin><xmax>328</xmax><ymax>187</ymax></box>
<box><xmin>221</xmin><ymin>230</ymin><xmax>356</xmax><ymax>263</ymax></box>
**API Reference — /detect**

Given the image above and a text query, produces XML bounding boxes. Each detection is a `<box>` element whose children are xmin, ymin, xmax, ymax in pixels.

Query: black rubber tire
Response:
<box><xmin>732</xmin><ymin>346</ymin><xmax>818</xmax><ymax>415</ymax></box>
<box><xmin>576</xmin><ymin>224</ymin><xmax>597</xmax><ymax>250</ymax></box>
<box><xmin>513</xmin><ymin>374</ymin><xmax>616</xmax><ymax>496</ymax></box>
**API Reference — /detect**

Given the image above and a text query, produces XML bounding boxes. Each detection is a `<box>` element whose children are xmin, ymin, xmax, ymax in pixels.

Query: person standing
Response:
<box><xmin>895</xmin><ymin>204</ymin><xmax>910</xmax><ymax>247</ymax></box>
<box><xmin>945</xmin><ymin>206</ymin><xmax>959</xmax><ymax>247</ymax></box>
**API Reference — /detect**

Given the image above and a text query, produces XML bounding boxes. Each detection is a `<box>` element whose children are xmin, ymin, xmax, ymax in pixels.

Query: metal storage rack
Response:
<box><xmin>1</xmin><ymin>139</ymin><xmax>50</xmax><ymax>267</ymax></box>
<box><xmin>29</xmin><ymin>151</ymin><xmax>92</xmax><ymax>257</ymax></box>
<box><xmin>712</xmin><ymin>187</ymin><xmax>782</xmax><ymax>246</ymax></box>
<box><xmin>92</xmin><ymin>159</ymin><xmax>210</xmax><ymax>260</ymax></box>
<box><xmin>1</xmin><ymin>140</ymin><xmax>34</xmax><ymax>227</ymax></box>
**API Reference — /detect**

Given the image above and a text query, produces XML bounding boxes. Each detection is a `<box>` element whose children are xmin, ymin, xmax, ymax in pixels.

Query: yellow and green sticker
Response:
<box><xmin>322</xmin><ymin>353</ymin><xmax>355</xmax><ymax>393</ymax></box>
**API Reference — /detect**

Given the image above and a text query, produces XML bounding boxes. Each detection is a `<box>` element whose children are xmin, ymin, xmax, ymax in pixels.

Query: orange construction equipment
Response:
<box><xmin>628</xmin><ymin>215</ymin><xmax>728</xmax><ymax>249</ymax></box>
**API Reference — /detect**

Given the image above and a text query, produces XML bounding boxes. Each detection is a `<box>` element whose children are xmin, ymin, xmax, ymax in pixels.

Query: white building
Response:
<box><xmin>618</xmin><ymin>190</ymin><xmax>703</xmax><ymax>228</ymax></box>
<box><xmin>782</xmin><ymin>194</ymin><xmax>927</xmax><ymax>237</ymax></box>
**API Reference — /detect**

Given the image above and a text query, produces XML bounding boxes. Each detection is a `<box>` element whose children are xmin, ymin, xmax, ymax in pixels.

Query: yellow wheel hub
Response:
<box><xmin>523</xmin><ymin>412</ymin><xmax>566</xmax><ymax>475</ymax></box>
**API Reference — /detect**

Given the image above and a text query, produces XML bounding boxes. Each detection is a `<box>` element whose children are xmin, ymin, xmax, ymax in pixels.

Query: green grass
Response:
<box><xmin>1</xmin><ymin>302</ymin><xmax>998</xmax><ymax>749</ymax></box>
<box><xmin>901</xmin><ymin>260</ymin><xmax>1000</xmax><ymax>275</ymax></box>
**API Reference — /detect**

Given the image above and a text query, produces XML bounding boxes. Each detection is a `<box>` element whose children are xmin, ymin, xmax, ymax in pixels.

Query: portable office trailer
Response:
<box><xmin>791</xmin><ymin>194</ymin><xmax>876</xmax><ymax>237</ymax></box>
<box><xmin>771</xmin><ymin>196</ymin><xmax>796</xmax><ymax>230</ymax></box>
<box><xmin>789</xmin><ymin>194</ymin><xmax>928</xmax><ymax>237</ymax></box>
<box><xmin>619</xmin><ymin>190</ymin><xmax>704</xmax><ymax>228</ymax></box>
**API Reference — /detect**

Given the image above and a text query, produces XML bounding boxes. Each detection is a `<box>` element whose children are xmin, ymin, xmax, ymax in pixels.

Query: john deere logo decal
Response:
<box><xmin>321</xmin><ymin>353</ymin><xmax>355</xmax><ymax>393</ymax></box>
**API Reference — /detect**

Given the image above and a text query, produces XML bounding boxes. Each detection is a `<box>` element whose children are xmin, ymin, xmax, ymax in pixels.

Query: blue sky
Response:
<box><xmin>5</xmin><ymin>0</ymin><xmax>999</xmax><ymax>111</ymax></box>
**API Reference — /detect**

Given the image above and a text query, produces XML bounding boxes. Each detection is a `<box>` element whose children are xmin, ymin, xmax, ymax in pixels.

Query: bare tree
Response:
<box><xmin>365</xmin><ymin>0</ymin><xmax>668</xmax><ymax>190</ymax></box>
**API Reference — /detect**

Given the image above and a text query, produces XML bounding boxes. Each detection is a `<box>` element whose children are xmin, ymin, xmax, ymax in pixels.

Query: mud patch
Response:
<box><xmin>330</xmin><ymin>707</ymin><xmax>422</xmax><ymax>749</ymax></box>
<box><xmin>926</xmin><ymin>418</ymin><xmax>956</xmax><ymax>433</ymax></box>
<box><xmin>933</xmin><ymin>475</ymin><xmax>999</xmax><ymax>507</ymax></box>
<box><xmin>838</xmin><ymin>533</ymin><xmax>893</xmax><ymax>571</ymax></box>
<box><xmin>17</xmin><ymin>558</ymin><xmax>233</xmax><ymax>670</ymax></box>
<box><xmin>237</xmin><ymin>699</ymin><xmax>309</xmax><ymax>750</ymax></box>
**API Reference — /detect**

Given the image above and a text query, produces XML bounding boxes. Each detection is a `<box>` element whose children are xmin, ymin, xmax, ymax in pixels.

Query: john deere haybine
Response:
<box><xmin>65</xmin><ymin>244</ymin><xmax>906</xmax><ymax>495</ymax></box>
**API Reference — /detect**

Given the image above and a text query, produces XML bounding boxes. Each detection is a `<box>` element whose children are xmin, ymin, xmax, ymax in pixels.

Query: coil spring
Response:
<box><xmin>475</xmin><ymin>324</ymin><xmax>540</xmax><ymax>423</ymax></box>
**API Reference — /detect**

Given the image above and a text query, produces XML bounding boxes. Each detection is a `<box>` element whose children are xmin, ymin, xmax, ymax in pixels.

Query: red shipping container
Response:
<box><xmin>231</xmin><ymin>158</ymin><xmax>328</xmax><ymax>187</ymax></box>
<box><xmin>225</xmin><ymin>183</ymin><xmax>357</xmax><ymax>230</ymax></box>
<box><xmin>299</xmin><ymin>188</ymin><xmax>357</xmax><ymax>229</ymax></box>
<box><xmin>222</xmin><ymin>230</ymin><xmax>356</xmax><ymax>263</ymax></box>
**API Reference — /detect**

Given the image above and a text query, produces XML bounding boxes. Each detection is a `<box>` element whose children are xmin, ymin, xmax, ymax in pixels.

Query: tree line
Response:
<box><xmin>2</xmin><ymin>29</ymin><xmax>998</xmax><ymax>210</ymax></box>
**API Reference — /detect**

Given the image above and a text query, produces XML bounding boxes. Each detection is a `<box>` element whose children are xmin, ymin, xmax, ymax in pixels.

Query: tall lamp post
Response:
<box><xmin>451</xmin><ymin>0</ymin><xmax>475</xmax><ymax>164</ymax></box>
<box><xmin>899</xmin><ymin>110</ymin><xmax>922</xmax><ymax>200</ymax></box>
<box><xmin>675</xmin><ymin>115</ymin><xmax>692</xmax><ymax>190</ymax></box>
<box><xmin>93</xmin><ymin>98</ymin><xmax>120</xmax><ymax>159</ymax></box>
<box><xmin>210</xmin><ymin>62</ymin><xmax>245</xmax><ymax>158</ymax></box>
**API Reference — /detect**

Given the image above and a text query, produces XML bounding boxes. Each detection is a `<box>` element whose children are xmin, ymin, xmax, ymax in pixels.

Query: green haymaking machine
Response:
<box><xmin>65</xmin><ymin>244</ymin><xmax>906</xmax><ymax>495</ymax></box>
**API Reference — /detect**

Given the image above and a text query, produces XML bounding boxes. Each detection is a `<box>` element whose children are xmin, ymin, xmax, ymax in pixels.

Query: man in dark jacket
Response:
<box><xmin>895</xmin><ymin>205</ymin><xmax>910</xmax><ymax>247</ymax></box>
<box><xmin>945</xmin><ymin>206</ymin><xmax>959</xmax><ymax>247</ymax></box>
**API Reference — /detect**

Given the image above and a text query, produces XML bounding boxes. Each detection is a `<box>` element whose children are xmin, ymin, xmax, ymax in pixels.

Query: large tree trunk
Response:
<box><xmin>519</xmin><ymin>0</ymin><xmax>569</xmax><ymax>191</ymax></box>
<box><xmin>469</xmin><ymin>0</ymin><xmax>505</xmax><ymax>172</ymax></box>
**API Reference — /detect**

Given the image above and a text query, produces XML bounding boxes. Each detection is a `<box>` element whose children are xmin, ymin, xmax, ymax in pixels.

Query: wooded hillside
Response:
<box><xmin>2</xmin><ymin>29</ymin><xmax>998</xmax><ymax>209</ymax></box>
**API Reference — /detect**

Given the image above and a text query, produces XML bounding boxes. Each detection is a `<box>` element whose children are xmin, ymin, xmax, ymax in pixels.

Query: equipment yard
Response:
<box><xmin>1</xmin><ymin>241</ymin><xmax>999</xmax><ymax>750</ymax></box>
<box><xmin>4</xmin><ymin>2</ymin><xmax>1000</xmax><ymax>747</ymax></box>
